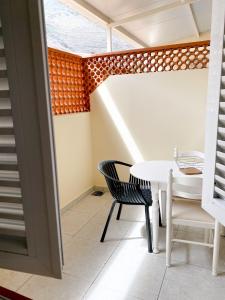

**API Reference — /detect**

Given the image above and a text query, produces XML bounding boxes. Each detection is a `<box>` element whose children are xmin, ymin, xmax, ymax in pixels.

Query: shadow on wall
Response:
<box><xmin>90</xmin><ymin>69</ymin><xmax>208</xmax><ymax>186</ymax></box>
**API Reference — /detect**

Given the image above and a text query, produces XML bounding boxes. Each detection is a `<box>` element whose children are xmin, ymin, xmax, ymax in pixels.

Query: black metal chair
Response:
<box><xmin>98</xmin><ymin>160</ymin><xmax>154</xmax><ymax>253</ymax></box>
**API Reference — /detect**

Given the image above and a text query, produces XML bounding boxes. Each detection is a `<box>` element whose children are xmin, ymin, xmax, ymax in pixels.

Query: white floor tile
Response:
<box><xmin>70</xmin><ymin>194</ymin><xmax>108</xmax><ymax>216</ymax></box>
<box><xmin>86</xmin><ymin>240</ymin><xmax>165</xmax><ymax>300</ymax></box>
<box><xmin>62</xmin><ymin>232</ymin><xmax>73</xmax><ymax>247</ymax></box>
<box><xmin>116</xmin><ymin>205</ymin><xmax>146</xmax><ymax>222</ymax></box>
<box><xmin>158</xmin><ymin>264</ymin><xmax>225</xmax><ymax>300</ymax></box>
<box><xmin>170</xmin><ymin>230</ymin><xmax>225</xmax><ymax>272</ymax></box>
<box><xmin>63</xmin><ymin>236</ymin><xmax>119</xmax><ymax>282</ymax></box>
<box><xmin>84</xmin><ymin>285</ymin><xmax>144</xmax><ymax>300</ymax></box>
<box><xmin>75</xmin><ymin>218</ymin><xmax>130</xmax><ymax>242</ymax></box>
<box><xmin>1</xmin><ymin>192</ymin><xmax>225</xmax><ymax>300</ymax></box>
<box><xmin>61</xmin><ymin>193</ymin><xmax>112</xmax><ymax>236</ymax></box>
<box><xmin>75</xmin><ymin>206</ymin><xmax>131</xmax><ymax>242</ymax></box>
<box><xmin>61</xmin><ymin>209</ymin><xmax>93</xmax><ymax>236</ymax></box>
<box><xmin>0</xmin><ymin>268</ymin><xmax>31</xmax><ymax>291</ymax></box>
<box><xmin>18</xmin><ymin>273</ymin><xmax>90</xmax><ymax>300</ymax></box>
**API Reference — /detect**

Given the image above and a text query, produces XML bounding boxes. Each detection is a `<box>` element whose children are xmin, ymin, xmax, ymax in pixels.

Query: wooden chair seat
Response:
<box><xmin>172</xmin><ymin>197</ymin><xmax>214</xmax><ymax>224</ymax></box>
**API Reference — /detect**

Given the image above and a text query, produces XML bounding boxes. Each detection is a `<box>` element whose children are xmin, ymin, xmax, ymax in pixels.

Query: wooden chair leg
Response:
<box><xmin>116</xmin><ymin>203</ymin><xmax>123</xmax><ymax>220</ymax></box>
<box><xmin>145</xmin><ymin>206</ymin><xmax>153</xmax><ymax>253</ymax></box>
<box><xmin>212</xmin><ymin>220</ymin><xmax>221</xmax><ymax>276</ymax></box>
<box><xmin>166</xmin><ymin>216</ymin><xmax>172</xmax><ymax>267</ymax></box>
<box><xmin>100</xmin><ymin>201</ymin><xmax>116</xmax><ymax>242</ymax></box>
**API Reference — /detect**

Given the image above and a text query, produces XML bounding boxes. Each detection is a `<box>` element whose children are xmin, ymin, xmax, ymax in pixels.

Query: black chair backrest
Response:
<box><xmin>98</xmin><ymin>160</ymin><xmax>120</xmax><ymax>181</ymax></box>
<box><xmin>98</xmin><ymin>160</ymin><xmax>152</xmax><ymax>205</ymax></box>
<box><xmin>98</xmin><ymin>160</ymin><xmax>124</xmax><ymax>198</ymax></box>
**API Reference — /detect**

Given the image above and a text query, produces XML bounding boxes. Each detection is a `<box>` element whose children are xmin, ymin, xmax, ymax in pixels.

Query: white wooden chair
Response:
<box><xmin>166</xmin><ymin>169</ymin><xmax>221</xmax><ymax>275</ymax></box>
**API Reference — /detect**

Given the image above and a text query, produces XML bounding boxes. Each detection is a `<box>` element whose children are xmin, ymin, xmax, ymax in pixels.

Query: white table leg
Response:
<box><xmin>159</xmin><ymin>190</ymin><xmax>167</xmax><ymax>226</ymax></box>
<box><xmin>151</xmin><ymin>183</ymin><xmax>160</xmax><ymax>254</ymax></box>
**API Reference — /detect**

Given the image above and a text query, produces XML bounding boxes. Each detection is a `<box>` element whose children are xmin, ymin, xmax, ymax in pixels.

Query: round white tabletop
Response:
<box><xmin>130</xmin><ymin>160</ymin><xmax>202</xmax><ymax>185</ymax></box>
<box><xmin>130</xmin><ymin>160</ymin><xmax>180</xmax><ymax>184</ymax></box>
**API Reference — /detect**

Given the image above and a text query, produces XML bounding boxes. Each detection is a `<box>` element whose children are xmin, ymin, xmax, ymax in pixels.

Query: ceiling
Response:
<box><xmin>62</xmin><ymin>0</ymin><xmax>212</xmax><ymax>47</ymax></box>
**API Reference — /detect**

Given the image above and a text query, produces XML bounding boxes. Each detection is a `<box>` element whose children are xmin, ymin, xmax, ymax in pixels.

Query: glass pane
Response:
<box><xmin>43</xmin><ymin>0</ymin><xmax>134</xmax><ymax>54</ymax></box>
<box><xmin>44</xmin><ymin>0</ymin><xmax>107</xmax><ymax>55</ymax></box>
<box><xmin>112</xmin><ymin>32</ymin><xmax>134</xmax><ymax>52</ymax></box>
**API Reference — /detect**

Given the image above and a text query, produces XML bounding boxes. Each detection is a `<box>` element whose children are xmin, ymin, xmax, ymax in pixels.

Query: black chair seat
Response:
<box><xmin>116</xmin><ymin>188</ymin><xmax>152</xmax><ymax>205</ymax></box>
<box><xmin>98</xmin><ymin>160</ymin><xmax>153</xmax><ymax>253</ymax></box>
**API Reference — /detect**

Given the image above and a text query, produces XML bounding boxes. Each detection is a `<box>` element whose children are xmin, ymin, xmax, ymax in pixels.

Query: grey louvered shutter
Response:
<box><xmin>0</xmin><ymin>0</ymin><xmax>63</xmax><ymax>278</ymax></box>
<box><xmin>202</xmin><ymin>0</ymin><xmax>225</xmax><ymax>226</ymax></box>
<box><xmin>0</xmin><ymin>19</ymin><xmax>26</xmax><ymax>254</ymax></box>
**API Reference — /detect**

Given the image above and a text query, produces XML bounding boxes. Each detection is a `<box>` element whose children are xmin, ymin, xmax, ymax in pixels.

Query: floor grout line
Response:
<box><xmin>62</xmin><ymin>200</ymin><xmax>109</xmax><ymax>245</ymax></box>
<box><xmin>156</xmin><ymin>266</ymin><xmax>167</xmax><ymax>300</ymax></box>
<box><xmin>13</xmin><ymin>193</ymin><xmax>225</xmax><ymax>299</ymax></box>
<box><xmin>81</xmin><ymin>244</ymin><xmax>121</xmax><ymax>299</ymax></box>
<box><xmin>62</xmin><ymin>237</ymin><xmax>125</xmax><ymax>300</ymax></box>
<box><xmin>62</xmin><ymin>195</ymin><xmax>131</xmax><ymax>299</ymax></box>
<box><xmin>16</xmin><ymin>274</ymin><xmax>33</xmax><ymax>292</ymax></box>
<box><xmin>81</xmin><ymin>225</ymin><xmax>131</xmax><ymax>299</ymax></box>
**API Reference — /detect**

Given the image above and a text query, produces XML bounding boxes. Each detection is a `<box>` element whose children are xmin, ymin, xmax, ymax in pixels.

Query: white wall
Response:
<box><xmin>53</xmin><ymin>113</ymin><xmax>93</xmax><ymax>209</ymax></box>
<box><xmin>52</xmin><ymin>68</ymin><xmax>208</xmax><ymax>205</ymax></box>
<box><xmin>91</xmin><ymin>69</ymin><xmax>208</xmax><ymax>186</ymax></box>
<box><xmin>175</xmin><ymin>32</ymin><xmax>210</xmax><ymax>44</ymax></box>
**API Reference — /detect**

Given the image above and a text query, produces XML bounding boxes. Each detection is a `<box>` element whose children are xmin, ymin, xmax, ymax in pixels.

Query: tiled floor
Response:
<box><xmin>1</xmin><ymin>192</ymin><xmax>225</xmax><ymax>300</ymax></box>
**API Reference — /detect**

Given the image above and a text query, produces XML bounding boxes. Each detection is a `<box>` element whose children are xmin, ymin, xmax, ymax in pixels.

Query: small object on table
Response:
<box><xmin>174</xmin><ymin>148</ymin><xmax>204</xmax><ymax>175</ymax></box>
<box><xmin>179</xmin><ymin>167</ymin><xmax>202</xmax><ymax>175</ymax></box>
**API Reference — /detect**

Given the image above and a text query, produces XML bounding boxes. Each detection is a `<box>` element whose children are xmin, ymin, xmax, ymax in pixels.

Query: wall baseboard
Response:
<box><xmin>61</xmin><ymin>186</ymin><xmax>94</xmax><ymax>215</ymax></box>
<box><xmin>60</xmin><ymin>185</ymin><xmax>109</xmax><ymax>215</ymax></box>
<box><xmin>94</xmin><ymin>185</ymin><xmax>109</xmax><ymax>192</ymax></box>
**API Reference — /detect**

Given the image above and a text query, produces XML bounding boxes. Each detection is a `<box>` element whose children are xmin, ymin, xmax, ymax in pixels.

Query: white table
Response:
<box><xmin>130</xmin><ymin>160</ymin><xmax>202</xmax><ymax>254</ymax></box>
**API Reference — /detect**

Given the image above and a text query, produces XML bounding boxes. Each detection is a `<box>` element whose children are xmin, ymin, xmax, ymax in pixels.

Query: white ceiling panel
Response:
<box><xmin>85</xmin><ymin>0</ymin><xmax>172</xmax><ymax>20</ymax></box>
<box><xmin>122</xmin><ymin>6</ymin><xmax>192</xmax><ymax>44</ymax></box>
<box><xmin>83</xmin><ymin>0</ymin><xmax>211</xmax><ymax>46</ymax></box>
<box><xmin>121</xmin><ymin>5</ymin><xmax>188</xmax><ymax>30</ymax></box>
<box><xmin>127</xmin><ymin>17</ymin><xmax>196</xmax><ymax>45</ymax></box>
<box><xmin>192</xmin><ymin>0</ymin><xmax>212</xmax><ymax>32</ymax></box>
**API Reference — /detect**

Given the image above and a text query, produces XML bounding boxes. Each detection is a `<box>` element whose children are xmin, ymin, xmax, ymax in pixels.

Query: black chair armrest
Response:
<box><xmin>100</xmin><ymin>172</ymin><xmax>139</xmax><ymax>188</ymax></box>
<box><xmin>114</xmin><ymin>161</ymin><xmax>132</xmax><ymax>168</ymax></box>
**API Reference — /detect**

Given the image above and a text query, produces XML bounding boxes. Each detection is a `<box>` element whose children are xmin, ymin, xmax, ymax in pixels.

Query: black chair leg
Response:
<box><xmin>116</xmin><ymin>203</ymin><xmax>123</xmax><ymax>220</ymax></box>
<box><xmin>145</xmin><ymin>206</ymin><xmax>153</xmax><ymax>253</ymax></box>
<box><xmin>159</xmin><ymin>207</ymin><xmax>162</xmax><ymax>227</ymax></box>
<box><xmin>100</xmin><ymin>201</ymin><xmax>117</xmax><ymax>242</ymax></box>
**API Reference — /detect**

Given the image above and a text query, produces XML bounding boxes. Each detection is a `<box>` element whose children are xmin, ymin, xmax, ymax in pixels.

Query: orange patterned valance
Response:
<box><xmin>48</xmin><ymin>48</ymin><xmax>89</xmax><ymax>115</ymax></box>
<box><xmin>83</xmin><ymin>40</ymin><xmax>210</xmax><ymax>95</ymax></box>
<box><xmin>48</xmin><ymin>40</ymin><xmax>210</xmax><ymax>115</ymax></box>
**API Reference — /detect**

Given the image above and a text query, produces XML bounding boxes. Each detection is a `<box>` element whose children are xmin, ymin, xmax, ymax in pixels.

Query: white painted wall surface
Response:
<box><xmin>91</xmin><ymin>69</ymin><xmax>208</xmax><ymax>186</ymax></box>
<box><xmin>53</xmin><ymin>113</ymin><xmax>93</xmax><ymax>208</ymax></box>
